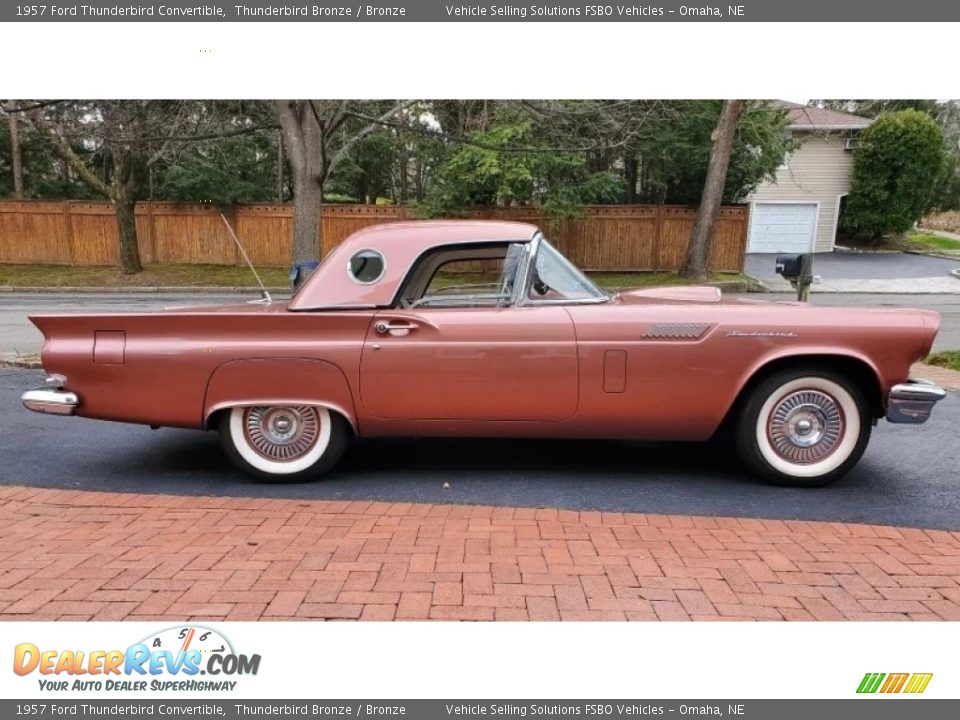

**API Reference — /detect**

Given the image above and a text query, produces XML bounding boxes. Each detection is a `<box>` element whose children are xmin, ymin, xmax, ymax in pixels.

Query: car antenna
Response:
<box><xmin>218</xmin><ymin>210</ymin><xmax>272</xmax><ymax>304</ymax></box>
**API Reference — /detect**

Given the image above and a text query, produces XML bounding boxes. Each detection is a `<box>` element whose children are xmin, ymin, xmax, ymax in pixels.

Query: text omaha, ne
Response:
<box><xmin>445</xmin><ymin>5</ymin><xmax>744</xmax><ymax>17</ymax></box>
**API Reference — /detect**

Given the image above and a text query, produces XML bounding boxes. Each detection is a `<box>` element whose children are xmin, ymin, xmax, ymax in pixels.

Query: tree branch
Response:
<box><xmin>328</xmin><ymin>101</ymin><xmax>418</xmax><ymax>175</ymax></box>
<box><xmin>21</xmin><ymin>105</ymin><xmax>113</xmax><ymax>199</ymax></box>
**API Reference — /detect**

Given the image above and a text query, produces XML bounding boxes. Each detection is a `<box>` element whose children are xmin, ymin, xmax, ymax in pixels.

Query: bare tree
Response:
<box><xmin>17</xmin><ymin>101</ymin><xmax>267</xmax><ymax>274</ymax></box>
<box><xmin>276</xmin><ymin>100</ymin><xmax>415</xmax><ymax>272</ymax></box>
<box><xmin>680</xmin><ymin>100</ymin><xmax>745</xmax><ymax>282</ymax></box>
<box><xmin>17</xmin><ymin>101</ymin><xmax>200</xmax><ymax>273</ymax></box>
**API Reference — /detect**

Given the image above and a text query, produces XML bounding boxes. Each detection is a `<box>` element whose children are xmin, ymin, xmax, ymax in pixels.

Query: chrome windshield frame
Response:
<box><xmin>515</xmin><ymin>232</ymin><xmax>610</xmax><ymax>307</ymax></box>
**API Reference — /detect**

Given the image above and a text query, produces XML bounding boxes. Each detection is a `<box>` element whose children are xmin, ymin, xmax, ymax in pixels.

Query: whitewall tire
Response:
<box><xmin>736</xmin><ymin>369</ymin><xmax>871</xmax><ymax>487</ymax></box>
<box><xmin>219</xmin><ymin>405</ymin><xmax>348</xmax><ymax>482</ymax></box>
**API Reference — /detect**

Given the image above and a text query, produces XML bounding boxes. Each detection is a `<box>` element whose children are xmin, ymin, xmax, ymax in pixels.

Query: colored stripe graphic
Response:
<box><xmin>880</xmin><ymin>673</ymin><xmax>909</xmax><ymax>693</ymax></box>
<box><xmin>904</xmin><ymin>674</ymin><xmax>934</xmax><ymax>694</ymax></box>
<box><xmin>857</xmin><ymin>673</ymin><xmax>885</xmax><ymax>693</ymax></box>
<box><xmin>857</xmin><ymin>672</ymin><xmax>932</xmax><ymax>694</ymax></box>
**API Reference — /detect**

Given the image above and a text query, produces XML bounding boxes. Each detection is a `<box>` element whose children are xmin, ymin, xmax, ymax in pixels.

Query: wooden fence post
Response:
<box><xmin>62</xmin><ymin>201</ymin><xmax>76</xmax><ymax>265</ymax></box>
<box><xmin>652</xmin><ymin>204</ymin><xmax>664</xmax><ymax>271</ymax></box>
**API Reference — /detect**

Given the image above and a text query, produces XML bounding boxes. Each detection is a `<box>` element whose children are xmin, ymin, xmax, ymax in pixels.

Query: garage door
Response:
<box><xmin>748</xmin><ymin>203</ymin><xmax>817</xmax><ymax>253</ymax></box>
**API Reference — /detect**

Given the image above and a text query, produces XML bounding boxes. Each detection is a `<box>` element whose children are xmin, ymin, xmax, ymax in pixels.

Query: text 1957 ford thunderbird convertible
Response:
<box><xmin>22</xmin><ymin>220</ymin><xmax>946</xmax><ymax>486</ymax></box>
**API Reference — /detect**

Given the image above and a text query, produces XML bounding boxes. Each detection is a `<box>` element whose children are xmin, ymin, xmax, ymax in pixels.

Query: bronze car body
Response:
<box><xmin>23</xmin><ymin>220</ymin><xmax>945</xmax><ymax>485</ymax></box>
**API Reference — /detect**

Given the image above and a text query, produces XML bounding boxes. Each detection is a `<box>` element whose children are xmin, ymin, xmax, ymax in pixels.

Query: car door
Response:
<box><xmin>359</xmin><ymin>305</ymin><xmax>578</xmax><ymax>421</ymax></box>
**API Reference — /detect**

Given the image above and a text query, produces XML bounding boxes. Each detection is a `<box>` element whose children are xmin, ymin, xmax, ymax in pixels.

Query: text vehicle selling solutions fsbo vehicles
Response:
<box><xmin>22</xmin><ymin>221</ymin><xmax>945</xmax><ymax>486</ymax></box>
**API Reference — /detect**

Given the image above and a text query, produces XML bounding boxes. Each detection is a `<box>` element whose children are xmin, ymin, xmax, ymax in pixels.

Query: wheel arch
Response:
<box><xmin>202</xmin><ymin>358</ymin><xmax>359</xmax><ymax>433</ymax></box>
<box><xmin>725</xmin><ymin>352</ymin><xmax>885</xmax><ymax>427</ymax></box>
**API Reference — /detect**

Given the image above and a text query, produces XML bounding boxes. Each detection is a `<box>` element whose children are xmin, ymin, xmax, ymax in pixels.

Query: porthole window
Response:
<box><xmin>347</xmin><ymin>249</ymin><xmax>385</xmax><ymax>284</ymax></box>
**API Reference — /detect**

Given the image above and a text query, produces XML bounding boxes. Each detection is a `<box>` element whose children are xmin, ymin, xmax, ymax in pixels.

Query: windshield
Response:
<box><xmin>528</xmin><ymin>238</ymin><xmax>606</xmax><ymax>302</ymax></box>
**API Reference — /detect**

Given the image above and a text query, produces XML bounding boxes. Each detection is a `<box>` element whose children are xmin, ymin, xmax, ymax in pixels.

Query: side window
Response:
<box><xmin>347</xmin><ymin>249</ymin><xmax>385</xmax><ymax>284</ymax></box>
<box><xmin>396</xmin><ymin>243</ymin><xmax>526</xmax><ymax>308</ymax></box>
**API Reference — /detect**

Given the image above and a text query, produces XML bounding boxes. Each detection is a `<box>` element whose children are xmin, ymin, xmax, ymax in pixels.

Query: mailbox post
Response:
<box><xmin>775</xmin><ymin>253</ymin><xmax>815</xmax><ymax>302</ymax></box>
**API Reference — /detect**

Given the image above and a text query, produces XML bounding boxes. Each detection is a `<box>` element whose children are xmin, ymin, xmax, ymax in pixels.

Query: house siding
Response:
<box><xmin>748</xmin><ymin>132</ymin><xmax>855</xmax><ymax>252</ymax></box>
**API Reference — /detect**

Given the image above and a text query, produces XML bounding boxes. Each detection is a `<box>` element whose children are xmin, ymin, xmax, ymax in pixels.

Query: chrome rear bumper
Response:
<box><xmin>22</xmin><ymin>376</ymin><xmax>79</xmax><ymax>416</ymax></box>
<box><xmin>886</xmin><ymin>379</ymin><xmax>947</xmax><ymax>424</ymax></box>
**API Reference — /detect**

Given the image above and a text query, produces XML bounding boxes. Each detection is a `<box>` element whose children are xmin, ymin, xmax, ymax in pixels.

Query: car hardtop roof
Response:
<box><xmin>342</xmin><ymin>219</ymin><xmax>541</xmax><ymax>245</ymax></box>
<box><xmin>287</xmin><ymin>219</ymin><xmax>542</xmax><ymax>311</ymax></box>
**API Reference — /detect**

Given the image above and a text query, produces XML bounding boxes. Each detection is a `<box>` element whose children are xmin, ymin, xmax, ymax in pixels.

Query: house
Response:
<box><xmin>746</xmin><ymin>102</ymin><xmax>872</xmax><ymax>254</ymax></box>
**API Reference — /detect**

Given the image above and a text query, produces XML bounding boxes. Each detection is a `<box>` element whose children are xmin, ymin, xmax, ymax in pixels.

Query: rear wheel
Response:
<box><xmin>219</xmin><ymin>405</ymin><xmax>348</xmax><ymax>482</ymax></box>
<box><xmin>736</xmin><ymin>369</ymin><xmax>871</xmax><ymax>487</ymax></box>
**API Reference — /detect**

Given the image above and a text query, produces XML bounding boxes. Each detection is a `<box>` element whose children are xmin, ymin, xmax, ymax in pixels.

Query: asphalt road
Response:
<box><xmin>2</xmin><ymin>368</ymin><xmax>958</xmax><ymax>530</ymax></box>
<box><xmin>746</xmin><ymin>252</ymin><xmax>959</xmax><ymax>280</ymax></box>
<box><xmin>3</xmin><ymin>291</ymin><xmax>960</xmax><ymax>355</ymax></box>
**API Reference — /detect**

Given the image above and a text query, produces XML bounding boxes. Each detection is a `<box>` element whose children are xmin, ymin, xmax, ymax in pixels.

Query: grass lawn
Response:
<box><xmin>842</xmin><ymin>231</ymin><xmax>960</xmax><ymax>254</ymax></box>
<box><xmin>0</xmin><ymin>264</ymin><xmax>756</xmax><ymax>292</ymax></box>
<box><xmin>925</xmin><ymin>351</ymin><xmax>960</xmax><ymax>372</ymax></box>
<box><xmin>0</xmin><ymin>264</ymin><xmax>290</xmax><ymax>288</ymax></box>
<box><xmin>905</xmin><ymin>231</ymin><xmax>960</xmax><ymax>252</ymax></box>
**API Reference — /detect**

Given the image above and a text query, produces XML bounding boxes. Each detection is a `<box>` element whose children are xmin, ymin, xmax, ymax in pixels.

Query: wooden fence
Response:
<box><xmin>0</xmin><ymin>201</ymin><xmax>748</xmax><ymax>272</ymax></box>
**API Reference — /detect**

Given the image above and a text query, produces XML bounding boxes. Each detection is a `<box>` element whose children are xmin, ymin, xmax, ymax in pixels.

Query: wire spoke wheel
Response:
<box><xmin>766</xmin><ymin>390</ymin><xmax>844</xmax><ymax>465</ymax></box>
<box><xmin>243</xmin><ymin>406</ymin><xmax>321</xmax><ymax>462</ymax></box>
<box><xmin>222</xmin><ymin>403</ymin><xmax>346</xmax><ymax>482</ymax></box>
<box><xmin>738</xmin><ymin>371</ymin><xmax>871</xmax><ymax>487</ymax></box>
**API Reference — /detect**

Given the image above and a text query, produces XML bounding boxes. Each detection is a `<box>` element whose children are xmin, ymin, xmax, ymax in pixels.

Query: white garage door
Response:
<box><xmin>748</xmin><ymin>202</ymin><xmax>817</xmax><ymax>253</ymax></box>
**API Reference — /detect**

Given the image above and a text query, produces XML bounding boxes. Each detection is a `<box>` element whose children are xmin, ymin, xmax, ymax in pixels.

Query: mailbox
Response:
<box><xmin>775</xmin><ymin>253</ymin><xmax>812</xmax><ymax>282</ymax></box>
<box><xmin>775</xmin><ymin>253</ymin><xmax>815</xmax><ymax>302</ymax></box>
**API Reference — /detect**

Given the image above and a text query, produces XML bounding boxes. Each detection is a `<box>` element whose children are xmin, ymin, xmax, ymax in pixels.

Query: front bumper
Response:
<box><xmin>22</xmin><ymin>376</ymin><xmax>79</xmax><ymax>416</ymax></box>
<box><xmin>886</xmin><ymin>379</ymin><xmax>947</xmax><ymax>424</ymax></box>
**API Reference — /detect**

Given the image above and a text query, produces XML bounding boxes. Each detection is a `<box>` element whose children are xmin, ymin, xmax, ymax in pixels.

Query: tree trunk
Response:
<box><xmin>679</xmin><ymin>100</ymin><xmax>744</xmax><ymax>282</ymax></box>
<box><xmin>277</xmin><ymin>100</ymin><xmax>324</xmax><ymax>271</ymax></box>
<box><xmin>112</xmin><ymin>152</ymin><xmax>145</xmax><ymax>274</ymax></box>
<box><xmin>276</xmin><ymin>130</ymin><xmax>284</xmax><ymax>202</ymax></box>
<box><xmin>292</xmin><ymin>173</ymin><xmax>323</xmax><ymax>267</ymax></box>
<box><xmin>624</xmin><ymin>153</ymin><xmax>638</xmax><ymax>204</ymax></box>
<box><xmin>7</xmin><ymin>105</ymin><xmax>24</xmax><ymax>199</ymax></box>
<box><xmin>114</xmin><ymin>194</ymin><xmax>143</xmax><ymax>274</ymax></box>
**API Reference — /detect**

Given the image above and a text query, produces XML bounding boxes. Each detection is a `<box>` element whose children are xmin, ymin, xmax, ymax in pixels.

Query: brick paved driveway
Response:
<box><xmin>1</xmin><ymin>485</ymin><xmax>959</xmax><ymax>621</ymax></box>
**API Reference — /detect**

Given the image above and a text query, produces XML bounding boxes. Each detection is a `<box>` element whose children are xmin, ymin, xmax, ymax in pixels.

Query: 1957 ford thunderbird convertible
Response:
<box><xmin>22</xmin><ymin>220</ymin><xmax>946</xmax><ymax>486</ymax></box>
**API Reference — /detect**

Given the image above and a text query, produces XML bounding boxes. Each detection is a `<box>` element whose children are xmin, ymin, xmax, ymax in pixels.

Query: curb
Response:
<box><xmin>833</xmin><ymin>245</ymin><xmax>902</xmax><ymax>255</ymax></box>
<box><xmin>0</xmin><ymin>286</ymin><xmax>290</xmax><ymax>294</ymax></box>
<box><xmin>912</xmin><ymin>362</ymin><xmax>960</xmax><ymax>392</ymax></box>
<box><xmin>0</xmin><ymin>358</ymin><xmax>41</xmax><ymax>369</ymax></box>
<box><xmin>712</xmin><ymin>279</ymin><xmax>767</xmax><ymax>293</ymax></box>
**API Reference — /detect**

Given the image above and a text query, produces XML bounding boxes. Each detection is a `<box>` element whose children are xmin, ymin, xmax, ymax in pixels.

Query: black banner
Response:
<box><xmin>2</xmin><ymin>0</ymin><xmax>959</xmax><ymax>22</ymax></box>
<box><xmin>3</xmin><ymin>700</ymin><xmax>959</xmax><ymax>719</ymax></box>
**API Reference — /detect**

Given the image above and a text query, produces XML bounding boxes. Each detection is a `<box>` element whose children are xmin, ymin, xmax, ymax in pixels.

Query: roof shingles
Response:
<box><xmin>776</xmin><ymin>101</ymin><xmax>872</xmax><ymax>130</ymax></box>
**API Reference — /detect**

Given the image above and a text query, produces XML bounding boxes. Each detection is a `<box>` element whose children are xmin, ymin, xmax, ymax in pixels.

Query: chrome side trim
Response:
<box><xmin>22</xmin><ymin>388</ymin><xmax>79</xmax><ymax>416</ymax></box>
<box><xmin>643</xmin><ymin>322</ymin><xmax>712</xmax><ymax>340</ymax></box>
<box><xmin>886</xmin><ymin>379</ymin><xmax>947</xmax><ymax>424</ymax></box>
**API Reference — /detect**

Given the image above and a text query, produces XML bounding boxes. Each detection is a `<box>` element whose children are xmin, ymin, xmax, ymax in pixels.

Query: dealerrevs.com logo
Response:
<box><xmin>13</xmin><ymin>625</ymin><xmax>260</xmax><ymax>692</ymax></box>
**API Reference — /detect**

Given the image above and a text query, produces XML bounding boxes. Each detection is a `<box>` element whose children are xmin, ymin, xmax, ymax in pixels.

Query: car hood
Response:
<box><xmin>615</xmin><ymin>286</ymin><xmax>724</xmax><ymax>304</ymax></box>
<box><xmin>615</xmin><ymin>286</ymin><xmax>812</xmax><ymax>308</ymax></box>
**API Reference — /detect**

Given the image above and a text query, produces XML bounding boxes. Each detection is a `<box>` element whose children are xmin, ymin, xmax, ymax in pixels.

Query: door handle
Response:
<box><xmin>375</xmin><ymin>321</ymin><xmax>418</xmax><ymax>334</ymax></box>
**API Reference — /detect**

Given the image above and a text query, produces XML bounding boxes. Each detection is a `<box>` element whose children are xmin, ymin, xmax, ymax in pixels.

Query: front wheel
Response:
<box><xmin>219</xmin><ymin>405</ymin><xmax>348</xmax><ymax>482</ymax></box>
<box><xmin>736</xmin><ymin>370</ymin><xmax>871</xmax><ymax>487</ymax></box>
